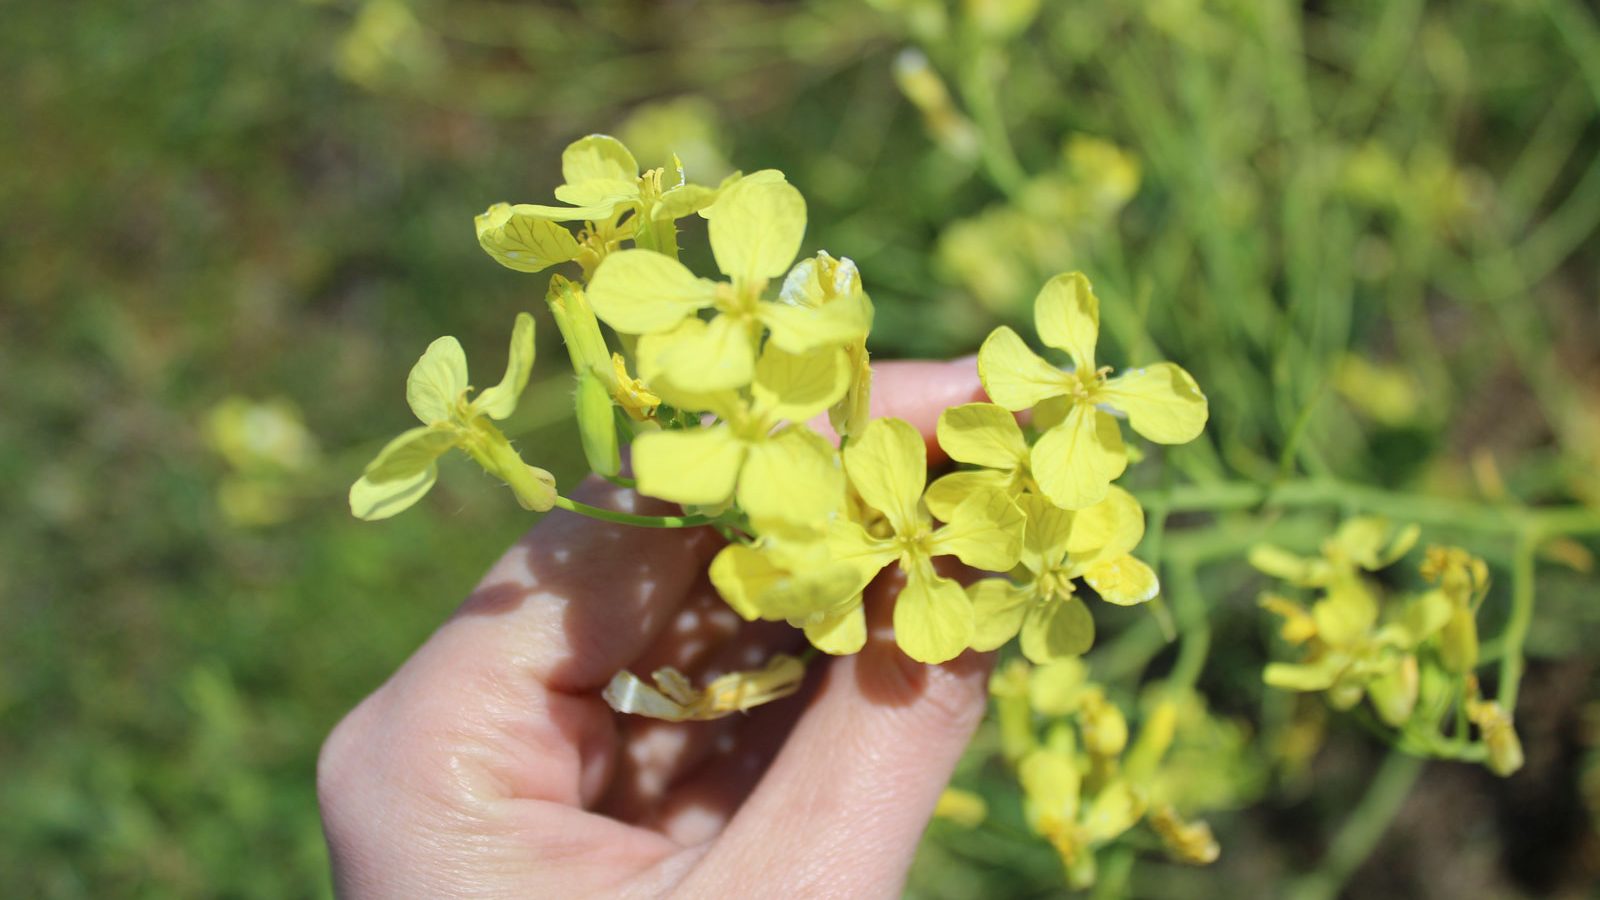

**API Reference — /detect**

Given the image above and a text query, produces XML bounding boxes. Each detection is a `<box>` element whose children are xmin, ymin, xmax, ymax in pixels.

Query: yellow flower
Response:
<box><xmin>968</xmin><ymin>487</ymin><xmax>1158</xmax><ymax>663</ymax></box>
<box><xmin>978</xmin><ymin>272</ymin><xmax>1208</xmax><ymax>509</ymax></box>
<box><xmin>925</xmin><ymin>402</ymin><xmax>1033</xmax><ymax>521</ymax></box>
<box><xmin>710</xmin><ymin>519</ymin><xmax>869</xmax><ymax>641</ymax></box>
<box><xmin>815</xmin><ymin>417</ymin><xmax>1024</xmax><ymax>663</ymax></box>
<box><xmin>630</xmin><ymin>344</ymin><xmax>848</xmax><ymax>525</ymax></box>
<box><xmin>1020</xmin><ymin>747</ymin><xmax>1145</xmax><ymax>889</ymax></box>
<box><xmin>601</xmin><ymin>654</ymin><xmax>806</xmax><ymax>722</ymax></box>
<box><xmin>778</xmin><ymin>250</ymin><xmax>875</xmax><ymax>438</ymax></box>
<box><xmin>474</xmin><ymin>135</ymin><xmax>723</xmax><ymax>273</ymax></box>
<box><xmin>586</xmin><ymin>176</ymin><xmax>869</xmax><ymax>392</ymax></box>
<box><xmin>349</xmin><ymin>313</ymin><xmax>555</xmax><ymax>520</ymax></box>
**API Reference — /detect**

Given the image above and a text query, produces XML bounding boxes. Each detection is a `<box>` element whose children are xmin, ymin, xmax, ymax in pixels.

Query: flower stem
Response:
<box><xmin>1287</xmin><ymin>752</ymin><xmax>1425</xmax><ymax>900</ymax></box>
<box><xmin>552</xmin><ymin>495</ymin><xmax>716</xmax><ymax>529</ymax></box>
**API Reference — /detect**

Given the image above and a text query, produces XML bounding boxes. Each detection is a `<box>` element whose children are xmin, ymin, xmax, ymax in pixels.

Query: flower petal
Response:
<box><xmin>361</xmin><ymin>425</ymin><xmax>458</xmax><ymax>483</ymax></box>
<box><xmin>738</xmin><ymin>426</ymin><xmax>845</xmax><ymax>524</ymax></box>
<box><xmin>349</xmin><ymin>466</ymin><xmax>438</xmax><ymax>521</ymax></box>
<box><xmin>1030</xmin><ymin>406</ymin><xmax>1127</xmax><ymax>510</ymax></box>
<box><xmin>977</xmin><ymin>326</ymin><xmax>1070</xmax><ymax>411</ymax></box>
<box><xmin>1065</xmin><ymin>485</ymin><xmax>1144</xmax><ymax>563</ymax></box>
<box><xmin>937</xmin><ymin>402</ymin><xmax>1029</xmax><ymax>469</ymax></box>
<box><xmin>843</xmin><ymin>417</ymin><xmax>928</xmax><ymax>535</ymax></box>
<box><xmin>406</xmin><ymin>336</ymin><xmax>468</xmax><ymax>424</ymax></box>
<box><xmin>801</xmin><ymin>601</ymin><xmax>867</xmax><ymax>655</ymax></box>
<box><xmin>893</xmin><ymin>563</ymin><xmax>975</xmax><ymax>664</ymax></box>
<box><xmin>710</xmin><ymin>544</ymin><xmax>859</xmax><ymax>622</ymax></box>
<box><xmin>751</xmin><ymin>345</ymin><xmax>850</xmax><ymax>423</ymax></box>
<box><xmin>474</xmin><ymin>203</ymin><xmax>584</xmax><ymax>273</ymax></box>
<box><xmin>587</xmin><ymin>248</ymin><xmax>715</xmax><ymax>335</ymax></box>
<box><xmin>633</xmin><ymin>424</ymin><xmax>745</xmax><ymax>507</ymax></box>
<box><xmin>1099</xmin><ymin>362</ymin><xmax>1208</xmax><ymax>444</ymax></box>
<box><xmin>1020</xmin><ymin>595</ymin><xmax>1095</xmax><ymax>662</ymax></box>
<box><xmin>1033</xmin><ymin>272</ymin><xmax>1100</xmax><ymax>372</ymax></box>
<box><xmin>1017</xmin><ymin>492</ymin><xmax>1075</xmax><ymax>575</ymax></box>
<box><xmin>759</xmin><ymin>292</ymin><xmax>871</xmax><ymax>354</ymax></box>
<box><xmin>709</xmin><ymin>178</ymin><xmax>806</xmax><ymax>284</ymax></box>
<box><xmin>969</xmin><ymin>578</ymin><xmax>1030</xmax><ymax>652</ymax></box>
<box><xmin>1082</xmin><ymin>555</ymin><xmax>1159</xmax><ymax>606</ymax></box>
<box><xmin>929</xmin><ymin>488</ymin><xmax>1025</xmax><ymax>572</ymax></box>
<box><xmin>925</xmin><ymin>469</ymin><xmax>1013</xmax><ymax>523</ymax></box>
<box><xmin>637</xmin><ymin>314</ymin><xmax>756</xmax><ymax>393</ymax></box>
<box><xmin>472</xmin><ymin>312</ymin><xmax>536</xmax><ymax>420</ymax></box>
<box><xmin>561</xmin><ymin>134</ymin><xmax>639</xmax><ymax>186</ymax></box>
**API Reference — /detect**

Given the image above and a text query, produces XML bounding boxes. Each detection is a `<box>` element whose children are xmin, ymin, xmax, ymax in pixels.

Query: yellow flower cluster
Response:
<box><xmin>1253</xmin><ymin>520</ymin><xmax>1523</xmax><ymax>776</ymax></box>
<box><xmin>988</xmin><ymin>660</ymin><xmax>1243</xmax><ymax>888</ymax></box>
<box><xmin>351</xmin><ymin>133</ymin><xmax>1210</xmax><ymax>688</ymax></box>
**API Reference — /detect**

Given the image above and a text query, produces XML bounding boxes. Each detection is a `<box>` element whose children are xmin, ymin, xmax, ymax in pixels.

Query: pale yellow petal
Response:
<box><xmin>977</xmin><ymin>326</ymin><xmax>1071</xmax><ymax>411</ymax></box>
<box><xmin>361</xmin><ymin>425</ymin><xmax>458</xmax><ymax>483</ymax></box>
<box><xmin>587</xmin><ymin>249</ymin><xmax>715</xmax><ymax>335</ymax></box>
<box><xmin>759</xmin><ymin>292</ymin><xmax>871</xmax><ymax>354</ymax></box>
<box><xmin>553</xmin><ymin>178</ymin><xmax>638</xmax><ymax>210</ymax></box>
<box><xmin>710</xmin><ymin>544</ymin><xmax>860</xmax><ymax>622</ymax></box>
<box><xmin>405</xmin><ymin>336</ymin><xmax>468</xmax><ymax>423</ymax></box>
<box><xmin>737</xmin><ymin>426</ymin><xmax>845</xmax><ymax>524</ymax></box>
<box><xmin>893</xmin><ymin>563</ymin><xmax>974</xmax><ymax>664</ymax></box>
<box><xmin>844</xmin><ymin>417</ymin><xmax>928</xmax><ymax>535</ymax></box>
<box><xmin>709</xmin><ymin>178</ymin><xmax>806</xmax><ymax>284</ymax></box>
<box><xmin>925</xmin><ymin>469</ymin><xmax>1012</xmax><ymax>523</ymax></box>
<box><xmin>472</xmin><ymin>312</ymin><xmax>536</xmax><ymax>420</ymax></box>
<box><xmin>1082</xmin><ymin>555</ymin><xmax>1159</xmax><ymax>606</ymax></box>
<box><xmin>349</xmin><ymin>466</ymin><xmax>438</xmax><ymax>521</ymax></box>
<box><xmin>633</xmin><ymin>425</ymin><xmax>745</xmax><ymax>507</ymax></box>
<box><xmin>1017</xmin><ymin>492</ymin><xmax>1075</xmax><ymax>575</ymax></box>
<box><xmin>802</xmin><ymin>601</ymin><xmax>867</xmax><ymax>655</ymax></box>
<box><xmin>937</xmin><ymin>402</ymin><xmax>1028</xmax><ymax>469</ymax></box>
<box><xmin>751</xmin><ymin>345</ymin><xmax>849</xmax><ymax>423</ymax></box>
<box><xmin>929</xmin><ymin>488</ymin><xmax>1025</xmax><ymax>572</ymax></box>
<box><xmin>1030</xmin><ymin>406</ymin><xmax>1127</xmax><ymax>510</ymax></box>
<box><xmin>1033</xmin><ymin>271</ymin><xmax>1099</xmax><ymax>372</ymax></box>
<box><xmin>1020</xmin><ymin>595</ymin><xmax>1095</xmax><ymax>662</ymax></box>
<box><xmin>1065</xmin><ymin>485</ymin><xmax>1145</xmax><ymax>563</ymax></box>
<box><xmin>1099</xmin><ymin>362</ymin><xmax>1208</xmax><ymax>444</ymax></box>
<box><xmin>637</xmin><ymin>314</ymin><xmax>756</xmax><ymax>393</ymax></box>
<box><xmin>474</xmin><ymin>203</ymin><xmax>584</xmax><ymax>273</ymax></box>
<box><xmin>969</xmin><ymin>578</ymin><xmax>1030</xmax><ymax>652</ymax></box>
<box><xmin>561</xmin><ymin>134</ymin><xmax>639</xmax><ymax>186</ymax></box>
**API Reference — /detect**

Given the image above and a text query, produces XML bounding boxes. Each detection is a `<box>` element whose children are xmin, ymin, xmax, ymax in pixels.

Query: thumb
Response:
<box><xmin>680</xmin><ymin>571</ymin><xmax>992</xmax><ymax>898</ymax></box>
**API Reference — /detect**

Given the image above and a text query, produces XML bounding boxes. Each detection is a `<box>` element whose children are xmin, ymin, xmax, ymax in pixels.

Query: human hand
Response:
<box><xmin>318</xmin><ymin>359</ymin><xmax>994</xmax><ymax>898</ymax></box>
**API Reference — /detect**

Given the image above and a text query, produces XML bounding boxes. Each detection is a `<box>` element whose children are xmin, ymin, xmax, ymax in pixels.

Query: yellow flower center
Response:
<box><xmin>1066</xmin><ymin>365</ymin><xmax>1113</xmax><ymax>403</ymax></box>
<box><xmin>1036</xmin><ymin>564</ymin><xmax>1077</xmax><ymax>602</ymax></box>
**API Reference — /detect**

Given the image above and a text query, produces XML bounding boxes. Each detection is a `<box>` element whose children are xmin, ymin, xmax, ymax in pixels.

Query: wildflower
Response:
<box><xmin>778</xmin><ymin>251</ymin><xmax>875</xmax><ymax>437</ymax></box>
<box><xmin>969</xmin><ymin>488</ymin><xmax>1159</xmax><ymax>663</ymax></box>
<box><xmin>978</xmin><ymin>272</ymin><xmax>1207</xmax><ymax>509</ymax></box>
<box><xmin>925</xmin><ymin>402</ymin><xmax>1032</xmax><ymax>520</ymax></box>
<box><xmin>601</xmin><ymin>654</ymin><xmax>806</xmax><ymax>722</ymax></box>
<box><xmin>1020</xmin><ymin>745</ymin><xmax>1145</xmax><ymax>889</ymax></box>
<box><xmin>1466</xmin><ymin>693</ymin><xmax>1525</xmax><ymax>776</ymax></box>
<box><xmin>349</xmin><ymin>313</ymin><xmax>554</xmax><ymax>520</ymax></box>
<box><xmin>820</xmin><ymin>417</ymin><xmax>1024</xmax><ymax>662</ymax></box>
<box><xmin>475</xmin><ymin>135</ymin><xmax>723</xmax><ymax>274</ymax></box>
<box><xmin>587</xmin><ymin>176</ymin><xmax>868</xmax><ymax>391</ymax></box>
<box><xmin>630</xmin><ymin>344</ymin><xmax>848</xmax><ymax>525</ymax></box>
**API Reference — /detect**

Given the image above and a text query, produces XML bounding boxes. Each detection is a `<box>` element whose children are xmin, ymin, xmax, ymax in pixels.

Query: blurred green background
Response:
<box><xmin>4</xmin><ymin>0</ymin><xmax>1598</xmax><ymax>896</ymax></box>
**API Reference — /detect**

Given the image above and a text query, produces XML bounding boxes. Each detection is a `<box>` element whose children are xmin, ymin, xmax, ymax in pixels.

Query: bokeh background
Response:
<box><xmin>4</xmin><ymin>0</ymin><xmax>1598</xmax><ymax>896</ymax></box>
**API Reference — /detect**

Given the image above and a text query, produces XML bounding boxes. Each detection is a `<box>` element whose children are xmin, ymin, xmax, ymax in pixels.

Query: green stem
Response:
<box><xmin>551</xmin><ymin>495</ymin><xmax>716</xmax><ymax>528</ymax></box>
<box><xmin>1287</xmin><ymin>752</ymin><xmax>1426</xmax><ymax>900</ymax></box>
<box><xmin>1136</xmin><ymin>479</ymin><xmax>1600</xmax><ymax>536</ymax></box>
<box><xmin>1498</xmin><ymin>532</ymin><xmax>1537</xmax><ymax>714</ymax></box>
<box><xmin>1165</xmin><ymin>556</ymin><xmax>1210</xmax><ymax>691</ymax></box>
